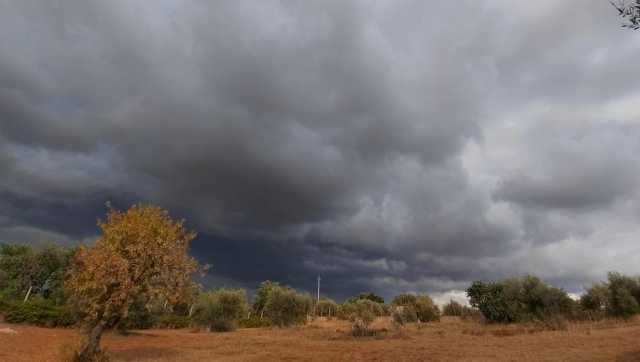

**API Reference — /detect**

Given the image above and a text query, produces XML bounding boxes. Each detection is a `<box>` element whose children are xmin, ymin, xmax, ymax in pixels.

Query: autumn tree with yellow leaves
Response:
<box><xmin>66</xmin><ymin>204</ymin><xmax>200</xmax><ymax>360</ymax></box>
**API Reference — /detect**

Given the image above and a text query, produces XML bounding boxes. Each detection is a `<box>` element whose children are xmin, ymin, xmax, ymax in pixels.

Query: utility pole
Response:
<box><xmin>317</xmin><ymin>275</ymin><xmax>321</xmax><ymax>303</ymax></box>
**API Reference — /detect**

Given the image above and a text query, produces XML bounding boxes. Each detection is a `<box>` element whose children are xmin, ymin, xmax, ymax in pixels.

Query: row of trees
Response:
<box><xmin>466</xmin><ymin>274</ymin><xmax>640</xmax><ymax>324</ymax></box>
<box><xmin>1</xmin><ymin>204</ymin><xmax>639</xmax><ymax>360</ymax></box>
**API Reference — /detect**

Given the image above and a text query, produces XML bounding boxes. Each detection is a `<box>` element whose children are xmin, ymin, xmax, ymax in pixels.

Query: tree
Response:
<box><xmin>263</xmin><ymin>285</ymin><xmax>313</xmax><ymax>327</ymax></box>
<box><xmin>0</xmin><ymin>243</ymin><xmax>74</xmax><ymax>302</ymax></box>
<box><xmin>612</xmin><ymin>0</ymin><xmax>640</xmax><ymax>29</ymax></box>
<box><xmin>391</xmin><ymin>293</ymin><xmax>439</xmax><ymax>322</ymax></box>
<box><xmin>66</xmin><ymin>204</ymin><xmax>199</xmax><ymax>360</ymax></box>
<box><xmin>315</xmin><ymin>298</ymin><xmax>338</xmax><ymax>317</ymax></box>
<box><xmin>193</xmin><ymin>288</ymin><xmax>249</xmax><ymax>332</ymax></box>
<box><xmin>606</xmin><ymin>272</ymin><xmax>640</xmax><ymax>318</ymax></box>
<box><xmin>345</xmin><ymin>292</ymin><xmax>384</xmax><ymax>304</ymax></box>
<box><xmin>253</xmin><ymin>280</ymin><xmax>280</xmax><ymax>318</ymax></box>
<box><xmin>442</xmin><ymin>299</ymin><xmax>464</xmax><ymax>316</ymax></box>
<box><xmin>467</xmin><ymin>276</ymin><xmax>576</xmax><ymax>323</ymax></box>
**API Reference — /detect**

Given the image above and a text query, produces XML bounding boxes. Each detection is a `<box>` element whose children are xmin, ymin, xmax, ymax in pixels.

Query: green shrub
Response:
<box><xmin>391</xmin><ymin>305</ymin><xmax>418</xmax><ymax>326</ymax></box>
<box><xmin>467</xmin><ymin>275</ymin><xmax>576</xmax><ymax>323</ymax></box>
<box><xmin>263</xmin><ymin>286</ymin><xmax>313</xmax><ymax>327</ymax></box>
<box><xmin>344</xmin><ymin>292</ymin><xmax>384</xmax><ymax>304</ymax></box>
<box><xmin>253</xmin><ymin>280</ymin><xmax>279</xmax><ymax>318</ymax></box>
<box><xmin>580</xmin><ymin>272</ymin><xmax>640</xmax><ymax>320</ymax></box>
<box><xmin>391</xmin><ymin>293</ymin><xmax>439</xmax><ymax>322</ymax></box>
<box><xmin>193</xmin><ymin>288</ymin><xmax>249</xmax><ymax>332</ymax></box>
<box><xmin>580</xmin><ymin>283</ymin><xmax>609</xmax><ymax>312</ymax></box>
<box><xmin>343</xmin><ymin>299</ymin><xmax>378</xmax><ymax>336</ymax></box>
<box><xmin>338</xmin><ymin>298</ymin><xmax>385</xmax><ymax>320</ymax></box>
<box><xmin>315</xmin><ymin>298</ymin><xmax>338</xmax><ymax>317</ymax></box>
<box><xmin>606</xmin><ymin>272</ymin><xmax>640</xmax><ymax>318</ymax></box>
<box><xmin>3</xmin><ymin>298</ymin><xmax>77</xmax><ymax>327</ymax></box>
<box><xmin>116</xmin><ymin>300</ymin><xmax>156</xmax><ymax>332</ymax></box>
<box><xmin>414</xmin><ymin>295</ymin><xmax>440</xmax><ymax>322</ymax></box>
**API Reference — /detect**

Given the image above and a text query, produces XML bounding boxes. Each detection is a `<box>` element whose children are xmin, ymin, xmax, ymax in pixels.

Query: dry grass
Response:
<box><xmin>0</xmin><ymin>316</ymin><xmax>639</xmax><ymax>361</ymax></box>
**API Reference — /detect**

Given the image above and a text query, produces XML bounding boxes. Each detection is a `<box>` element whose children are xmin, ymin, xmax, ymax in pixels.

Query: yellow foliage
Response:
<box><xmin>66</xmin><ymin>204</ymin><xmax>199</xmax><ymax>325</ymax></box>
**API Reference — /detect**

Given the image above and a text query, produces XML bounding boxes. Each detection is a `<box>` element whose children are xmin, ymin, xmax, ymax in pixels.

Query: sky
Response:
<box><xmin>1</xmin><ymin>0</ymin><xmax>640</xmax><ymax>303</ymax></box>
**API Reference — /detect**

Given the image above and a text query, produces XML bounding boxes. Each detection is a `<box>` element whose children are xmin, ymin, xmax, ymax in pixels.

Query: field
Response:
<box><xmin>1</xmin><ymin>317</ymin><xmax>640</xmax><ymax>361</ymax></box>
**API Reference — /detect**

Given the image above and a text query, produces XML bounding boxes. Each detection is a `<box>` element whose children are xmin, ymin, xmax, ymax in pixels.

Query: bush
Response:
<box><xmin>263</xmin><ymin>286</ymin><xmax>313</xmax><ymax>327</ymax></box>
<box><xmin>252</xmin><ymin>280</ymin><xmax>281</xmax><ymax>318</ymax></box>
<box><xmin>3</xmin><ymin>297</ymin><xmax>77</xmax><ymax>327</ymax></box>
<box><xmin>391</xmin><ymin>293</ymin><xmax>439</xmax><ymax>322</ymax></box>
<box><xmin>343</xmin><ymin>299</ymin><xmax>379</xmax><ymax>336</ymax></box>
<box><xmin>193</xmin><ymin>289</ymin><xmax>248</xmax><ymax>332</ymax></box>
<box><xmin>467</xmin><ymin>275</ymin><xmax>576</xmax><ymax>323</ymax></box>
<box><xmin>315</xmin><ymin>298</ymin><xmax>338</xmax><ymax>317</ymax></box>
<box><xmin>414</xmin><ymin>295</ymin><xmax>440</xmax><ymax>322</ymax></box>
<box><xmin>116</xmin><ymin>300</ymin><xmax>155</xmax><ymax>332</ymax></box>
<box><xmin>606</xmin><ymin>272</ymin><xmax>640</xmax><ymax>318</ymax></box>
<box><xmin>391</xmin><ymin>305</ymin><xmax>418</xmax><ymax>326</ymax></box>
<box><xmin>580</xmin><ymin>272</ymin><xmax>640</xmax><ymax>319</ymax></box>
<box><xmin>344</xmin><ymin>292</ymin><xmax>384</xmax><ymax>304</ymax></box>
<box><xmin>442</xmin><ymin>299</ymin><xmax>482</xmax><ymax>319</ymax></box>
<box><xmin>338</xmin><ymin>299</ymin><xmax>385</xmax><ymax>320</ymax></box>
<box><xmin>155</xmin><ymin>314</ymin><xmax>191</xmax><ymax>329</ymax></box>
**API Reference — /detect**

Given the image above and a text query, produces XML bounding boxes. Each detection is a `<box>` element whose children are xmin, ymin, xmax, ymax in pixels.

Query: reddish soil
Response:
<box><xmin>1</xmin><ymin>317</ymin><xmax>639</xmax><ymax>361</ymax></box>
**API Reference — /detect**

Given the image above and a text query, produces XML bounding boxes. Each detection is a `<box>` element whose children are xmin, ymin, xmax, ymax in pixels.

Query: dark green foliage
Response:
<box><xmin>467</xmin><ymin>281</ymin><xmax>513</xmax><ymax>322</ymax></box>
<box><xmin>253</xmin><ymin>280</ymin><xmax>279</xmax><ymax>316</ymax></box>
<box><xmin>580</xmin><ymin>283</ymin><xmax>609</xmax><ymax>312</ymax></box>
<box><xmin>251</xmin><ymin>281</ymin><xmax>313</xmax><ymax>327</ymax></box>
<box><xmin>0</xmin><ymin>244</ymin><xmax>78</xmax><ymax>328</ymax></box>
<box><xmin>263</xmin><ymin>286</ymin><xmax>313</xmax><ymax>327</ymax></box>
<box><xmin>391</xmin><ymin>293</ymin><xmax>440</xmax><ymax>322</ymax></box>
<box><xmin>3</xmin><ymin>297</ymin><xmax>77</xmax><ymax>327</ymax></box>
<box><xmin>579</xmin><ymin>282</ymin><xmax>610</xmax><ymax>321</ymax></box>
<box><xmin>580</xmin><ymin>272</ymin><xmax>640</xmax><ymax>319</ymax></box>
<box><xmin>0</xmin><ymin>243</ymin><xmax>75</xmax><ymax>303</ymax></box>
<box><xmin>467</xmin><ymin>276</ymin><xmax>576</xmax><ymax>323</ymax></box>
<box><xmin>193</xmin><ymin>288</ymin><xmax>249</xmax><ymax>332</ymax></box>
<box><xmin>345</xmin><ymin>292</ymin><xmax>384</xmax><ymax>304</ymax></box>
<box><xmin>604</xmin><ymin>272</ymin><xmax>640</xmax><ymax>318</ymax></box>
<box><xmin>338</xmin><ymin>298</ymin><xmax>386</xmax><ymax>321</ymax></box>
<box><xmin>116</xmin><ymin>300</ymin><xmax>156</xmax><ymax>331</ymax></box>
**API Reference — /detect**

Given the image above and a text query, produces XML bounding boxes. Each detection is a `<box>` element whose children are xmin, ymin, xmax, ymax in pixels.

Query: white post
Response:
<box><xmin>317</xmin><ymin>276</ymin><xmax>321</xmax><ymax>303</ymax></box>
<box><xmin>23</xmin><ymin>286</ymin><xmax>32</xmax><ymax>303</ymax></box>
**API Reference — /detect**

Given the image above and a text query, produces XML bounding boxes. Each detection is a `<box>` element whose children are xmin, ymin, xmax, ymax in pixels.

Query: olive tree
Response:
<box><xmin>66</xmin><ymin>205</ymin><xmax>199</xmax><ymax>360</ymax></box>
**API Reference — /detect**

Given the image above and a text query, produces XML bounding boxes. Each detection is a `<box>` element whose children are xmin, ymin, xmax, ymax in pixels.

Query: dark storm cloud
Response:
<box><xmin>1</xmin><ymin>0</ymin><xmax>640</xmax><ymax>299</ymax></box>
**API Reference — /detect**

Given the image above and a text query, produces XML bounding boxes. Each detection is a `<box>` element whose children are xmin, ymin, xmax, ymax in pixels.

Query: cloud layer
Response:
<box><xmin>1</xmin><ymin>0</ymin><xmax>640</xmax><ymax>300</ymax></box>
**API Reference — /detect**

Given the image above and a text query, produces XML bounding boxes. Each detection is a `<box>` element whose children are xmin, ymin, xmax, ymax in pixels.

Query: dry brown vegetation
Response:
<box><xmin>2</xmin><ymin>316</ymin><xmax>640</xmax><ymax>361</ymax></box>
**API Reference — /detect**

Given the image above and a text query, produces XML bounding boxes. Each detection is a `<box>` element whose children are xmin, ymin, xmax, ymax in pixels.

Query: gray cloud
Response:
<box><xmin>1</xmin><ymin>0</ymin><xmax>639</xmax><ymax>299</ymax></box>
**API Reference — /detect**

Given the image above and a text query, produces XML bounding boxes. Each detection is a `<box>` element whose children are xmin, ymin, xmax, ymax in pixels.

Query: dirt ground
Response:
<box><xmin>1</xmin><ymin>316</ymin><xmax>639</xmax><ymax>361</ymax></box>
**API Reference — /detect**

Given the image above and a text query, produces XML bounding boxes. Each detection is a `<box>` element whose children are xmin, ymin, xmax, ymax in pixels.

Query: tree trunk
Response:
<box><xmin>78</xmin><ymin>320</ymin><xmax>108</xmax><ymax>360</ymax></box>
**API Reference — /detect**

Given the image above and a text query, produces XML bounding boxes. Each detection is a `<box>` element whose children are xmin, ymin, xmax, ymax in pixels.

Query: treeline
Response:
<box><xmin>0</xmin><ymin>243</ymin><xmax>441</xmax><ymax>334</ymax></box>
<box><xmin>4</xmin><ymin>204</ymin><xmax>639</xmax><ymax>362</ymax></box>
<box><xmin>2</xmin><ymin>241</ymin><xmax>639</xmax><ymax>333</ymax></box>
<box><xmin>2</xmin><ymin>242</ymin><xmax>640</xmax><ymax>329</ymax></box>
<box><xmin>467</xmin><ymin>274</ymin><xmax>640</xmax><ymax>324</ymax></box>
